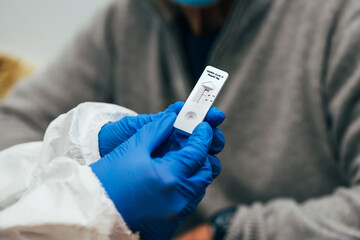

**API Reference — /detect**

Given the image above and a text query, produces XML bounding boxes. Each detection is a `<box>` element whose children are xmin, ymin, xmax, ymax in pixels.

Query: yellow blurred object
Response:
<box><xmin>0</xmin><ymin>54</ymin><xmax>35</xmax><ymax>99</ymax></box>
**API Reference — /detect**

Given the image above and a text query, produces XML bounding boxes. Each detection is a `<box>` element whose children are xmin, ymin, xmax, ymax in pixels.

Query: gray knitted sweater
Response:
<box><xmin>1</xmin><ymin>0</ymin><xmax>360</xmax><ymax>239</ymax></box>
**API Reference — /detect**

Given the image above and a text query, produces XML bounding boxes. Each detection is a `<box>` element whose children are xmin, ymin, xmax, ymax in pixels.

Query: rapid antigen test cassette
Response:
<box><xmin>174</xmin><ymin>66</ymin><xmax>229</xmax><ymax>135</ymax></box>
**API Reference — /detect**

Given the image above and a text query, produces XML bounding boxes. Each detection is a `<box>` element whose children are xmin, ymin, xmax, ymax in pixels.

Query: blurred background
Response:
<box><xmin>0</xmin><ymin>0</ymin><xmax>111</xmax><ymax>67</ymax></box>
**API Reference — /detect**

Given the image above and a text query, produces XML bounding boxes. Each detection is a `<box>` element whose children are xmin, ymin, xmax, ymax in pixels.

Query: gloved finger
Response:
<box><xmin>204</xmin><ymin>106</ymin><xmax>225</xmax><ymax>128</ymax></box>
<box><xmin>161</xmin><ymin>101</ymin><xmax>184</xmax><ymax>115</ymax></box>
<box><xmin>190</xmin><ymin>157</ymin><xmax>213</xmax><ymax>186</ymax></box>
<box><xmin>136</xmin><ymin>113</ymin><xmax>177</xmax><ymax>152</ymax></box>
<box><xmin>151</xmin><ymin>102</ymin><xmax>184</xmax><ymax>121</ymax></box>
<box><xmin>207</xmin><ymin>155</ymin><xmax>222</xmax><ymax>179</ymax></box>
<box><xmin>151</xmin><ymin>130</ymin><xmax>185</xmax><ymax>158</ymax></box>
<box><xmin>109</xmin><ymin>114</ymin><xmax>158</xmax><ymax>137</ymax></box>
<box><xmin>111</xmin><ymin>102</ymin><xmax>182</xmax><ymax>138</ymax></box>
<box><xmin>129</xmin><ymin>102</ymin><xmax>183</xmax><ymax>130</ymax></box>
<box><xmin>179</xmin><ymin>158</ymin><xmax>213</xmax><ymax>198</ymax></box>
<box><xmin>209</xmin><ymin>128</ymin><xmax>225</xmax><ymax>155</ymax></box>
<box><xmin>178</xmin><ymin>192</ymin><xmax>206</xmax><ymax>219</ymax></box>
<box><xmin>99</xmin><ymin>114</ymin><xmax>158</xmax><ymax>156</ymax></box>
<box><xmin>162</xmin><ymin>122</ymin><xmax>213</xmax><ymax>177</ymax></box>
<box><xmin>100</xmin><ymin>102</ymin><xmax>183</xmax><ymax>157</ymax></box>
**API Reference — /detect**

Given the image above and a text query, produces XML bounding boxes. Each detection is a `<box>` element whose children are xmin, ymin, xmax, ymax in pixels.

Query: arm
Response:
<box><xmin>0</xmin><ymin>102</ymin><xmax>223</xmax><ymax>239</ymax></box>
<box><xmin>224</xmin><ymin>2</ymin><xmax>360</xmax><ymax>239</ymax></box>
<box><xmin>0</xmin><ymin>102</ymin><xmax>138</xmax><ymax>239</ymax></box>
<box><xmin>0</xmin><ymin>1</ymin><xmax>119</xmax><ymax>150</ymax></box>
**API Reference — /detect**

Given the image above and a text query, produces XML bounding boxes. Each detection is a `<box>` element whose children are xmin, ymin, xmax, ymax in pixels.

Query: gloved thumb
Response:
<box><xmin>162</xmin><ymin>122</ymin><xmax>213</xmax><ymax>177</ymax></box>
<box><xmin>135</xmin><ymin>112</ymin><xmax>177</xmax><ymax>152</ymax></box>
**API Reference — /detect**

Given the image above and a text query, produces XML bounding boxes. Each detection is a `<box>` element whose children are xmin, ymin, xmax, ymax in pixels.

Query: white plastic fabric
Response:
<box><xmin>0</xmin><ymin>102</ymin><xmax>139</xmax><ymax>240</ymax></box>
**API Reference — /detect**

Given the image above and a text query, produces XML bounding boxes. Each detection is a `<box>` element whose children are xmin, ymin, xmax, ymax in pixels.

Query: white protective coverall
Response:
<box><xmin>0</xmin><ymin>102</ymin><xmax>140</xmax><ymax>240</ymax></box>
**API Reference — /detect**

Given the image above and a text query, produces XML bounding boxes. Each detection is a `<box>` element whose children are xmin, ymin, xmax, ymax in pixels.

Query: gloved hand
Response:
<box><xmin>98</xmin><ymin>102</ymin><xmax>225</xmax><ymax>178</ymax></box>
<box><xmin>98</xmin><ymin>102</ymin><xmax>184</xmax><ymax>157</ymax></box>
<box><xmin>90</xmin><ymin>113</ymin><xmax>214</xmax><ymax>240</ymax></box>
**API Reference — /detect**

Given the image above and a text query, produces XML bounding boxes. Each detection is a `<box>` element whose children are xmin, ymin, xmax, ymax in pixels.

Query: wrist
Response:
<box><xmin>210</xmin><ymin>207</ymin><xmax>237</xmax><ymax>240</ymax></box>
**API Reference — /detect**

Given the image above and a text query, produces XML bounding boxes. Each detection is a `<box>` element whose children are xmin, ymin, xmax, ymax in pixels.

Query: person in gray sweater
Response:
<box><xmin>1</xmin><ymin>0</ymin><xmax>360</xmax><ymax>239</ymax></box>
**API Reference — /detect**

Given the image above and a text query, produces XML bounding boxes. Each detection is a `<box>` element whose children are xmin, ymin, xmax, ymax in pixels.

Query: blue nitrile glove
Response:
<box><xmin>154</xmin><ymin>129</ymin><xmax>224</xmax><ymax>179</ymax></box>
<box><xmin>151</xmin><ymin>105</ymin><xmax>225</xmax><ymax>179</ymax></box>
<box><xmin>98</xmin><ymin>102</ymin><xmax>225</xmax><ymax>178</ymax></box>
<box><xmin>90</xmin><ymin>113</ymin><xmax>214</xmax><ymax>240</ymax></box>
<box><xmin>98</xmin><ymin>102</ymin><xmax>184</xmax><ymax>157</ymax></box>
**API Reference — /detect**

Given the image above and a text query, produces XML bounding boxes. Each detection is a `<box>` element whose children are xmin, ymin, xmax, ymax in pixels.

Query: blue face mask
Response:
<box><xmin>171</xmin><ymin>0</ymin><xmax>221</xmax><ymax>7</ymax></box>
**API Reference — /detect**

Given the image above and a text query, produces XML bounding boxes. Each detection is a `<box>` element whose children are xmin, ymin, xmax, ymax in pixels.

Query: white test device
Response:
<box><xmin>174</xmin><ymin>66</ymin><xmax>229</xmax><ymax>135</ymax></box>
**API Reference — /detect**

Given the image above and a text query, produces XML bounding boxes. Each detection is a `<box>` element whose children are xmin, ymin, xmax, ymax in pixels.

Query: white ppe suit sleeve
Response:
<box><xmin>0</xmin><ymin>102</ymin><xmax>138</xmax><ymax>240</ymax></box>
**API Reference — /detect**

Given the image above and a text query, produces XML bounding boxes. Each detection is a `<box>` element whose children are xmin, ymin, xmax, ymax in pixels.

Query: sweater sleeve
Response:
<box><xmin>226</xmin><ymin>1</ymin><xmax>360</xmax><ymax>240</ymax></box>
<box><xmin>0</xmin><ymin>1</ymin><xmax>119</xmax><ymax>151</ymax></box>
